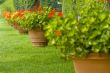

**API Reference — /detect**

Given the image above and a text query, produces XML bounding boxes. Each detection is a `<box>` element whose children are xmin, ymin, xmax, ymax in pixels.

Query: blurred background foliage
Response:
<box><xmin>0</xmin><ymin>0</ymin><xmax>74</xmax><ymax>16</ymax></box>
<box><xmin>0</xmin><ymin>0</ymin><xmax>15</xmax><ymax>16</ymax></box>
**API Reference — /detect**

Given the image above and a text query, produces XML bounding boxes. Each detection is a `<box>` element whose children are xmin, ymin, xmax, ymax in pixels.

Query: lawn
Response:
<box><xmin>0</xmin><ymin>19</ymin><xmax>75</xmax><ymax>73</ymax></box>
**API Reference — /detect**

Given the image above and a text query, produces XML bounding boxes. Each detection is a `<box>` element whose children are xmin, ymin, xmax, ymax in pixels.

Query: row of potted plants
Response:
<box><xmin>3</xmin><ymin>0</ymin><xmax>110</xmax><ymax>73</ymax></box>
<box><xmin>3</xmin><ymin>6</ymin><xmax>63</xmax><ymax>47</ymax></box>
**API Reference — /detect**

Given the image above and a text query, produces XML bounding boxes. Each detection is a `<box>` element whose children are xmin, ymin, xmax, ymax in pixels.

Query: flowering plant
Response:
<box><xmin>3</xmin><ymin>10</ymin><xmax>24</xmax><ymax>23</ymax></box>
<box><xmin>44</xmin><ymin>14</ymin><xmax>77</xmax><ymax>58</ymax></box>
<box><xmin>44</xmin><ymin>0</ymin><xmax>110</xmax><ymax>58</ymax></box>
<box><xmin>13</xmin><ymin>6</ymin><xmax>63</xmax><ymax>30</ymax></box>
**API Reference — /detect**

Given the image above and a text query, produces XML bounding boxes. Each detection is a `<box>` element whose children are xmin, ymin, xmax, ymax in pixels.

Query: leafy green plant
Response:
<box><xmin>44</xmin><ymin>14</ymin><xmax>77</xmax><ymax>58</ymax></box>
<box><xmin>62</xmin><ymin>0</ymin><xmax>73</xmax><ymax>16</ymax></box>
<box><xmin>0</xmin><ymin>0</ymin><xmax>15</xmax><ymax>13</ymax></box>
<box><xmin>13</xmin><ymin>0</ymin><xmax>35</xmax><ymax>10</ymax></box>
<box><xmin>2</xmin><ymin>11</ymin><xmax>22</xmax><ymax>29</ymax></box>
<box><xmin>0</xmin><ymin>0</ymin><xmax>6</xmax><ymax>4</ymax></box>
<box><xmin>15</xmin><ymin>7</ymin><xmax>60</xmax><ymax>30</ymax></box>
<box><xmin>3</xmin><ymin>6</ymin><xmax>63</xmax><ymax>30</ymax></box>
<box><xmin>44</xmin><ymin>0</ymin><xmax>110</xmax><ymax>58</ymax></box>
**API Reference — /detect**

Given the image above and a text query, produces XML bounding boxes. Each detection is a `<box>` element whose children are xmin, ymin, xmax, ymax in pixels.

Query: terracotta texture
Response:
<box><xmin>13</xmin><ymin>23</ymin><xmax>28</xmax><ymax>34</ymax></box>
<box><xmin>108</xmin><ymin>0</ymin><xmax>110</xmax><ymax>3</ymax></box>
<box><xmin>73</xmin><ymin>54</ymin><xmax>110</xmax><ymax>73</ymax></box>
<box><xmin>29</xmin><ymin>28</ymin><xmax>47</xmax><ymax>47</ymax></box>
<box><xmin>17</xmin><ymin>26</ymin><xmax>28</xmax><ymax>34</ymax></box>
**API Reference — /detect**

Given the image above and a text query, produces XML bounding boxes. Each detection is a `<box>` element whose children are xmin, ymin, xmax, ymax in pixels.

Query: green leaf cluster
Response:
<box><xmin>16</xmin><ymin>7</ymin><xmax>52</xmax><ymax>30</ymax></box>
<box><xmin>44</xmin><ymin>0</ymin><xmax>110</xmax><ymax>58</ymax></box>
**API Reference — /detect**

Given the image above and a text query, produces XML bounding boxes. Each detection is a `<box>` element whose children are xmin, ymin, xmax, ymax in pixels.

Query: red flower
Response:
<box><xmin>17</xmin><ymin>10</ymin><xmax>24</xmax><ymax>17</ymax></box>
<box><xmin>57</xmin><ymin>12</ymin><xmax>63</xmax><ymax>17</ymax></box>
<box><xmin>18</xmin><ymin>10</ymin><xmax>24</xmax><ymax>13</ymax></box>
<box><xmin>18</xmin><ymin>13</ymin><xmax>24</xmax><ymax>17</ymax></box>
<box><xmin>48</xmin><ymin>9</ymin><xmax>55</xmax><ymax>18</ymax></box>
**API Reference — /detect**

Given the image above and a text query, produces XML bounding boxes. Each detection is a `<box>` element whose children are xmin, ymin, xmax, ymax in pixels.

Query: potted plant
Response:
<box><xmin>16</xmin><ymin>6</ymin><xmax>62</xmax><ymax>47</ymax></box>
<box><xmin>3</xmin><ymin>10</ymin><xmax>28</xmax><ymax>34</ymax></box>
<box><xmin>44</xmin><ymin>0</ymin><xmax>110</xmax><ymax>73</ymax></box>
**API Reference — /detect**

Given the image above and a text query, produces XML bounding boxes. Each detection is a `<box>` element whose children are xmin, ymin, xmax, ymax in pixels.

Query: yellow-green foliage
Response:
<box><xmin>62</xmin><ymin>0</ymin><xmax>73</xmax><ymax>16</ymax></box>
<box><xmin>0</xmin><ymin>0</ymin><xmax>15</xmax><ymax>12</ymax></box>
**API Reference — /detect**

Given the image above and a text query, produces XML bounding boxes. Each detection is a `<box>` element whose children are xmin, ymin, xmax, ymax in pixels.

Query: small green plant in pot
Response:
<box><xmin>44</xmin><ymin>0</ymin><xmax>110</xmax><ymax>73</ymax></box>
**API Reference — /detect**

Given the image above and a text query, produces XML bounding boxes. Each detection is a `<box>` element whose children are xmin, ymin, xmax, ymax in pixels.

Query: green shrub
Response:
<box><xmin>62</xmin><ymin>0</ymin><xmax>73</xmax><ymax>16</ymax></box>
<box><xmin>44</xmin><ymin>0</ymin><xmax>110</xmax><ymax>58</ymax></box>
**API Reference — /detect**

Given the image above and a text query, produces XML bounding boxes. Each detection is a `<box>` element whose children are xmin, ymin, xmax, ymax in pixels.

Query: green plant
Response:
<box><xmin>0</xmin><ymin>0</ymin><xmax>6</xmax><ymax>4</ymax></box>
<box><xmin>0</xmin><ymin>0</ymin><xmax>15</xmax><ymax>13</ymax></box>
<box><xmin>16</xmin><ymin>7</ymin><xmax>59</xmax><ymax>30</ymax></box>
<box><xmin>3</xmin><ymin>10</ymin><xmax>20</xmax><ymax>24</ymax></box>
<box><xmin>44</xmin><ymin>0</ymin><xmax>110</xmax><ymax>58</ymax></box>
<box><xmin>13</xmin><ymin>0</ymin><xmax>36</xmax><ymax>10</ymax></box>
<box><xmin>62</xmin><ymin>0</ymin><xmax>73</xmax><ymax>16</ymax></box>
<box><xmin>44</xmin><ymin>14</ymin><xmax>77</xmax><ymax>58</ymax></box>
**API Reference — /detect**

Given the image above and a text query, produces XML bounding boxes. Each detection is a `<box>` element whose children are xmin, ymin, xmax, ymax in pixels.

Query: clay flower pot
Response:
<box><xmin>28</xmin><ymin>28</ymin><xmax>47</xmax><ymax>47</ymax></box>
<box><xmin>73</xmin><ymin>53</ymin><xmax>110</xmax><ymax>73</ymax></box>
<box><xmin>108</xmin><ymin>0</ymin><xmax>110</xmax><ymax>3</ymax></box>
<box><xmin>13</xmin><ymin>23</ymin><xmax>28</xmax><ymax>34</ymax></box>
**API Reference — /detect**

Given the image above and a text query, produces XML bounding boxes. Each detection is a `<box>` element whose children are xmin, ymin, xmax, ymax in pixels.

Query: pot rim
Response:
<box><xmin>72</xmin><ymin>53</ymin><xmax>110</xmax><ymax>60</ymax></box>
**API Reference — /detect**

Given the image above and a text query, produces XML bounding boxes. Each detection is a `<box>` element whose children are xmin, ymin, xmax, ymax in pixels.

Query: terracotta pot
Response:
<box><xmin>28</xmin><ymin>28</ymin><xmax>47</xmax><ymax>47</ymax></box>
<box><xmin>73</xmin><ymin>53</ymin><xmax>110</xmax><ymax>73</ymax></box>
<box><xmin>13</xmin><ymin>23</ymin><xmax>28</xmax><ymax>34</ymax></box>
<box><xmin>13</xmin><ymin>23</ymin><xmax>18</xmax><ymax>29</ymax></box>
<box><xmin>108</xmin><ymin>0</ymin><xmax>110</xmax><ymax>3</ymax></box>
<box><xmin>17</xmin><ymin>26</ymin><xmax>28</xmax><ymax>34</ymax></box>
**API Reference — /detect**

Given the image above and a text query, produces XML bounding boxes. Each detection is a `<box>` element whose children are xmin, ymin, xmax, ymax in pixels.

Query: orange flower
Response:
<box><xmin>17</xmin><ymin>10</ymin><xmax>24</xmax><ymax>17</ymax></box>
<box><xmin>54</xmin><ymin>30</ymin><xmax>62</xmax><ymax>37</ymax></box>
<box><xmin>33</xmin><ymin>5</ymin><xmax>37</xmax><ymax>11</ymax></box>
<box><xmin>28</xmin><ymin>10</ymin><xmax>33</xmax><ymax>13</ymax></box>
<box><xmin>18</xmin><ymin>10</ymin><xmax>24</xmax><ymax>13</ymax></box>
<box><xmin>38</xmin><ymin>5</ymin><xmax>42</xmax><ymax>11</ymax></box>
<box><xmin>57</xmin><ymin>12</ymin><xmax>63</xmax><ymax>17</ymax></box>
<box><xmin>18</xmin><ymin>13</ymin><xmax>24</xmax><ymax>17</ymax></box>
<box><xmin>3</xmin><ymin>11</ymin><xmax>11</xmax><ymax>19</ymax></box>
<box><xmin>48</xmin><ymin>9</ymin><xmax>55</xmax><ymax>18</ymax></box>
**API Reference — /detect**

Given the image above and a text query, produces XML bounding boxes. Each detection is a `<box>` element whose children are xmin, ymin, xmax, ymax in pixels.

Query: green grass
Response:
<box><xmin>0</xmin><ymin>19</ymin><xmax>75</xmax><ymax>73</ymax></box>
